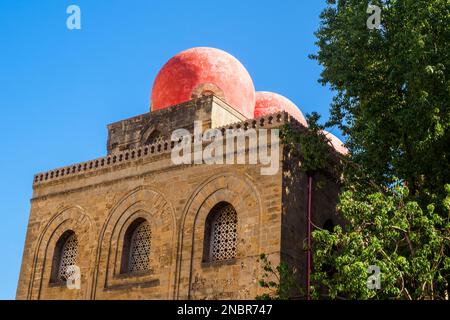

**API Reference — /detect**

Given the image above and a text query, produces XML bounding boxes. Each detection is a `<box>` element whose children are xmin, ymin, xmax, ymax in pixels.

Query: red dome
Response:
<box><xmin>151</xmin><ymin>47</ymin><xmax>255</xmax><ymax>118</ymax></box>
<box><xmin>254</xmin><ymin>91</ymin><xmax>308</xmax><ymax>127</ymax></box>
<box><xmin>323</xmin><ymin>130</ymin><xmax>348</xmax><ymax>155</ymax></box>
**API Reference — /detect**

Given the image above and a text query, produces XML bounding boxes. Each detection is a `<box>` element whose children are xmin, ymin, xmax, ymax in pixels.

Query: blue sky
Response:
<box><xmin>0</xmin><ymin>0</ymin><xmax>338</xmax><ymax>299</ymax></box>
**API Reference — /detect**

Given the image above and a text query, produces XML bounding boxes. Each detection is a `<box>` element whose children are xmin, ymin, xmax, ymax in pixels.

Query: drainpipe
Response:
<box><xmin>306</xmin><ymin>172</ymin><xmax>314</xmax><ymax>300</ymax></box>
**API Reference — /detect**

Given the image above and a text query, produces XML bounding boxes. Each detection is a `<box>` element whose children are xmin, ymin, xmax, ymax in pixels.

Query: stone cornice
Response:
<box><xmin>33</xmin><ymin>112</ymin><xmax>294</xmax><ymax>186</ymax></box>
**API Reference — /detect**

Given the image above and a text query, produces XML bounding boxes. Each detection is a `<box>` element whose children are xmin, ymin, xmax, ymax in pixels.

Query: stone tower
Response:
<box><xmin>16</xmin><ymin>48</ymin><xmax>344</xmax><ymax>300</ymax></box>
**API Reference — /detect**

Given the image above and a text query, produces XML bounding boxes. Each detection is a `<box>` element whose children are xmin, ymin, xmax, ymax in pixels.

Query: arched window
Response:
<box><xmin>203</xmin><ymin>202</ymin><xmax>238</xmax><ymax>262</ymax></box>
<box><xmin>50</xmin><ymin>230</ymin><xmax>78</xmax><ymax>283</ymax></box>
<box><xmin>145</xmin><ymin>130</ymin><xmax>164</xmax><ymax>145</ymax></box>
<box><xmin>121</xmin><ymin>218</ymin><xmax>152</xmax><ymax>274</ymax></box>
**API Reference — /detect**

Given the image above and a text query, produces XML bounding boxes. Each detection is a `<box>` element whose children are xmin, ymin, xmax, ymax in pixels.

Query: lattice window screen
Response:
<box><xmin>146</xmin><ymin>131</ymin><xmax>164</xmax><ymax>145</ymax></box>
<box><xmin>211</xmin><ymin>204</ymin><xmax>238</xmax><ymax>261</ymax></box>
<box><xmin>57</xmin><ymin>234</ymin><xmax>78</xmax><ymax>281</ymax></box>
<box><xmin>129</xmin><ymin>221</ymin><xmax>152</xmax><ymax>273</ymax></box>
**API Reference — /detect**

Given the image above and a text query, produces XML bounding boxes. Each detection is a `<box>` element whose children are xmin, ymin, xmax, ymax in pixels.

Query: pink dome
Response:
<box><xmin>323</xmin><ymin>130</ymin><xmax>348</xmax><ymax>155</ymax></box>
<box><xmin>254</xmin><ymin>91</ymin><xmax>308</xmax><ymax>127</ymax></box>
<box><xmin>150</xmin><ymin>47</ymin><xmax>256</xmax><ymax>118</ymax></box>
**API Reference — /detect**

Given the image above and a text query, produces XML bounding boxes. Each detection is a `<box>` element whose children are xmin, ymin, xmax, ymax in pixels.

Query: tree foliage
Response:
<box><xmin>312</xmin><ymin>184</ymin><xmax>450</xmax><ymax>299</ymax></box>
<box><xmin>256</xmin><ymin>254</ymin><xmax>304</xmax><ymax>300</ymax></box>
<box><xmin>311</xmin><ymin>0</ymin><xmax>450</xmax><ymax>205</ymax></box>
<box><xmin>280</xmin><ymin>112</ymin><xmax>332</xmax><ymax>174</ymax></box>
<box><xmin>257</xmin><ymin>0</ymin><xmax>450</xmax><ymax>300</ymax></box>
<box><xmin>309</xmin><ymin>0</ymin><xmax>450</xmax><ymax>299</ymax></box>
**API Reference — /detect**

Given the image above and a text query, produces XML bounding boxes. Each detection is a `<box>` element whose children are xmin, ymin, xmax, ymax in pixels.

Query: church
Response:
<box><xmin>16</xmin><ymin>47</ymin><xmax>346</xmax><ymax>300</ymax></box>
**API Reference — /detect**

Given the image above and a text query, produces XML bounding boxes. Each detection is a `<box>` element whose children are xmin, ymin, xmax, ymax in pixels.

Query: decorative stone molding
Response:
<box><xmin>175</xmin><ymin>172</ymin><xmax>263</xmax><ymax>299</ymax></box>
<box><xmin>33</xmin><ymin>112</ymin><xmax>294</xmax><ymax>186</ymax></box>
<box><xmin>91</xmin><ymin>186</ymin><xmax>176</xmax><ymax>299</ymax></box>
<box><xmin>27</xmin><ymin>206</ymin><xmax>95</xmax><ymax>300</ymax></box>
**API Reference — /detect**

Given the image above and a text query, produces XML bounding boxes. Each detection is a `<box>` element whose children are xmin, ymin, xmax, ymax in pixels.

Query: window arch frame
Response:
<box><xmin>202</xmin><ymin>201</ymin><xmax>238</xmax><ymax>263</ymax></box>
<box><xmin>120</xmin><ymin>217</ymin><xmax>152</xmax><ymax>275</ymax></box>
<box><xmin>50</xmin><ymin>230</ymin><xmax>78</xmax><ymax>284</ymax></box>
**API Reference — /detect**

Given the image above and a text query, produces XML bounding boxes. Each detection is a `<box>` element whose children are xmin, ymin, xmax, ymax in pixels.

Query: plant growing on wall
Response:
<box><xmin>256</xmin><ymin>254</ymin><xmax>304</xmax><ymax>300</ymax></box>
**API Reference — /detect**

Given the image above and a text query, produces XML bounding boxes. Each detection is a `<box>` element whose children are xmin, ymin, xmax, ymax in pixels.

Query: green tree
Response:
<box><xmin>309</xmin><ymin>0</ymin><xmax>450</xmax><ymax>299</ymax></box>
<box><xmin>311</xmin><ymin>0</ymin><xmax>450</xmax><ymax>206</ymax></box>
<box><xmin>312</xmin><ymin>184</ymin><xmax>450</xmax><ymax>299</ymax></box>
